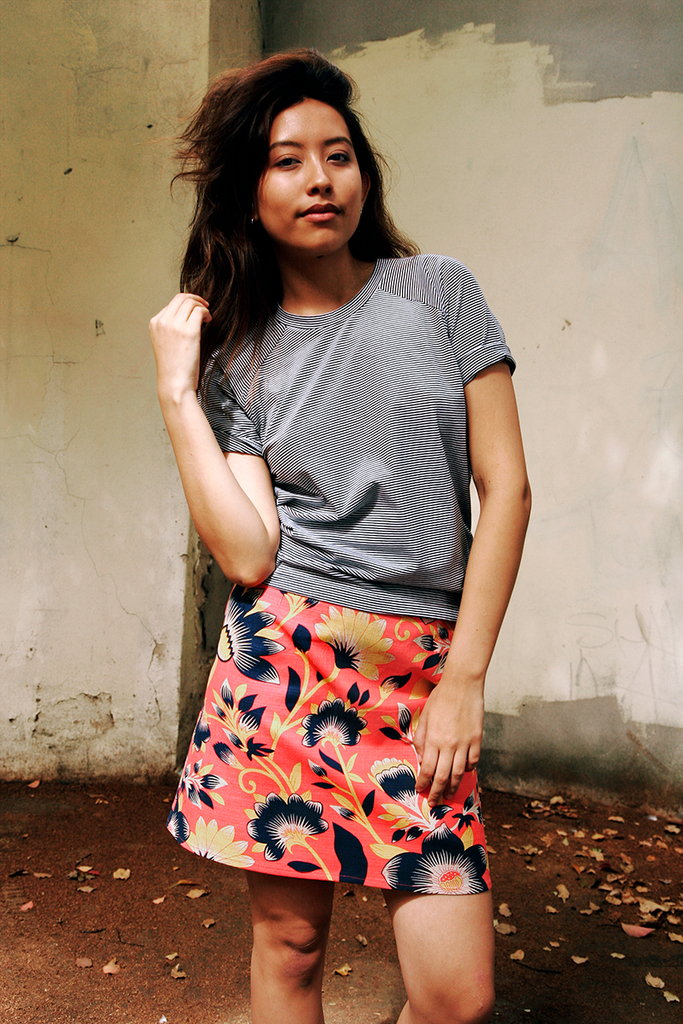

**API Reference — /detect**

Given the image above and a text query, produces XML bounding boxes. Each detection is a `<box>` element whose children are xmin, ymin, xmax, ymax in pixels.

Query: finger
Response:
<box><xmin>427</xmin><ymin>751</ymin><xmax>454</xmax><ymax>807</ymax></box>
<box><xmin>187</xmin><ymin>303</ymin><xmax>212</xmax><ymax>326</ymax></box>
<box><xmin>444</xmin><ymin>751</ymin><xmax>469</xmax><ymax>801</ymax></box>
<box><xmin>415</xmin><ymin>749</ymin><xmax>437</xmax><ymax>793</ymax></box>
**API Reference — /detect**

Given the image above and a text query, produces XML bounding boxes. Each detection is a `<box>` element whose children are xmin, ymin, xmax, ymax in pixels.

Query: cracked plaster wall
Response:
<box><xmin>263</xmin><ymin>7</ymin><xmax>683</xmax><ymax>808</ymax></box>
<box><xmin>0</xmin><ymin>0</ymin><xmax>213</xmax><ymax>778</ymax></box>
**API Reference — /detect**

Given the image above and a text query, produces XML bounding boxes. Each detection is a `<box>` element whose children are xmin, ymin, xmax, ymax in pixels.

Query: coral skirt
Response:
<box><xmin>168</xmin><ymin>585</ymin><xmax>490</xmax><ymax>894</ymax></box>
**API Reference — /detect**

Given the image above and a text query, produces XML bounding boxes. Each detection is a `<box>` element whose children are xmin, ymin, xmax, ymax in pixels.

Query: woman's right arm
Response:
<box><xmin>150</xmin><ymin>293</ymin><xmax>280</xmax><ymax>587</ymax></box>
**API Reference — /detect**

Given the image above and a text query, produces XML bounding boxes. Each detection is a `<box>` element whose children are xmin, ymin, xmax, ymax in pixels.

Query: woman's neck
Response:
<box><xmin>277</xmin><ymin>246</ymin><xmax>375</xmax><ymax>316</ymax></box>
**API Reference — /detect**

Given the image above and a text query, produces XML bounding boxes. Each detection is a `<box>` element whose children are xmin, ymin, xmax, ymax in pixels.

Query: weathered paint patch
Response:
<box><xmin>480</xmin><ymin>696</ymin><xmax>683</xmax><ymax>814</ymax></box>
<box><xmin>261</xmin><ymin>0</ymin><xmax>683</xmax><ymax>102</ymax></box>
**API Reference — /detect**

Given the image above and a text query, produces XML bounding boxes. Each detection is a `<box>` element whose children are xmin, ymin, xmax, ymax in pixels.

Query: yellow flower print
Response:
<box><xmin>315</xmin><ymin>606</ymin><xmax>394</xmax><ymax>680</ymax></box>
<box><xmin>186</xmin><ymin>816</ymin><xmax>254</xmax><ymax>867</ymax></box>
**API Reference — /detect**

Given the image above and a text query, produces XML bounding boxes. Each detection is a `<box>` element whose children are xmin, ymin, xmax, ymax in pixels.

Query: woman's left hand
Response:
<box><xmin>413</xmin><ymin>674</ymin><xmax>484</xmax><ymax>807</ymax></box>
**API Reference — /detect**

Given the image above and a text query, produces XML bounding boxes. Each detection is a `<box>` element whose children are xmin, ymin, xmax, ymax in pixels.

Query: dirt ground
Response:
<box><xmin>0</xmin><ymin>780</ymin><xmax>681</xmax><ymax>1024</ymax></box>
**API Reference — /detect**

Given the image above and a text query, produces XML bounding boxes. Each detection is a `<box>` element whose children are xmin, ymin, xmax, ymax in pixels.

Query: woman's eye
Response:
<box><xmin>329</xmin><ymin>151</ymin><xmax>351</xmax><ymax>163</ymax></box>
<box><xmin>275</xmin><ymin>156</ymin><xmax>299</xmax><ymax>168</ymax></box>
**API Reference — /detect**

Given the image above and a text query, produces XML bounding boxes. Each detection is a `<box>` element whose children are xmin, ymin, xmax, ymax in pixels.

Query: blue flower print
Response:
<box><xmin>302</xmin><ymin>698</ymin><xmax>367</xmax><ymax>748</ymax></box>
<box><xmin>179</xmin><ymin>759</ymin><xmax>228</xmax><ymax>810</ymax></box>
<box><xmin>382</xmin><ymin>824</ymin><xmax>488</xmax><ymax>894</ymax></box>
<box><xmin>452</xmin><ymin>785</ymin><xmax>484</xmax><ymax>831</ymax></box>
<box><xmin>217</xmin><ymin>586</ymin><xmax>285</xmax><ymax>683</ymax></box>
<box><xmin>192</xmin><ymin>711</ymin><xmax>210</xmax><ymax>751</ymax></box>
<box><xmin>247</xmin><ymin>793</ymin><xmax>329</xmax><ymax>861</ymax></box>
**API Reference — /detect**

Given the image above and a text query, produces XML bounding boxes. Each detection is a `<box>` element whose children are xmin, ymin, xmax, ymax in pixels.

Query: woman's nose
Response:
<box><xmin>307</xmin><ymin>160</ymin><xmax>332</xmax><ymax>195</ymax></box>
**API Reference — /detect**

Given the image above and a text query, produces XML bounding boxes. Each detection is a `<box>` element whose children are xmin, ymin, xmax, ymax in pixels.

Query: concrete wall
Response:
<box><xmin>2</xmin><ymin>0</ymin><xmax>681</xmax><ymax>810</ymax></box>
<box><xmin>262</xmin><ymin>1</ymin><xmax>683</xmax><ymax>809</ymax></box>
<box><xmin>0</xmin><ymin>0</ymin><xmax>215</xmax><ymax>779</ymax></box>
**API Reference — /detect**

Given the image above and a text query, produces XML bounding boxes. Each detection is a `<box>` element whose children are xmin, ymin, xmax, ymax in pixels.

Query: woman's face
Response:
<box><xmin>255</xmin><ymin>98</ymin><xmax>370</xmax><ymax>261</ymax></box>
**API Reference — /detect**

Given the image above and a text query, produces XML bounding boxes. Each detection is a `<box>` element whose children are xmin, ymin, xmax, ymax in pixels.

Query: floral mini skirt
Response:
<box><xmin>168</xmin><ymin>585</ymin><xmax>490</xmax><ymax>894</ymax></box>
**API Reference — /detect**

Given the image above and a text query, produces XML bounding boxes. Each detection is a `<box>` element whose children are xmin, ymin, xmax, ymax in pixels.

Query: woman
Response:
<box><xmin>150</xmin><ymin>49</ymin><xmax>530</xmax><ymax>1024</ymax></box>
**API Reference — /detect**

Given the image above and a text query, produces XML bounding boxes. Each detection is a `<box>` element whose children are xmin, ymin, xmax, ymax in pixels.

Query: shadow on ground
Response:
<box><xmin>0</xmin><ymin>781</ymin><xmax>681</xmax><ymax>1023</ymax></box>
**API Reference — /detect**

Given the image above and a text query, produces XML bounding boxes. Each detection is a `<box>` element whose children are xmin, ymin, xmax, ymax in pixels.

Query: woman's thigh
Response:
<box><xmin>385</xmin><ymin>888</ymin><xmax>495</xmax><ymax>1024</ymax></box>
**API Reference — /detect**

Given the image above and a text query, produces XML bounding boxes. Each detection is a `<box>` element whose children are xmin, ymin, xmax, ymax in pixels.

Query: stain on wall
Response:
<box><xmin>263</xmin><ymin>0</ymin><xmax>683</xmax><ymax>102</ymax></box>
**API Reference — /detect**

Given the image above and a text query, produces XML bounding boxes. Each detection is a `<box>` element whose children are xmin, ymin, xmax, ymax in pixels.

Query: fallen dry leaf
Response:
<box><xmin>19</xmin><ymin>901</ymin><xmax>34</xmax><ymax>912</ymax></box>
<box><xmin>611</xmin><ymin>953</ymin><xmax>626</xmax><ymax>959</ymax></box>
<box><xmin>202</xmin><ymin>918</ymin><xmax>216</xmax><ymax>929</ymax></box>
<box><xmin>152</xmin><ymin>896</ymin><xmax>166</xmax><ymax>905</ymax></box>
<box><xmin>165</xmin><ymin>952</ymin><xmax>178</xmax><ymax>961</ymax></box>
<box><xmin>663</xmin><ymin>992</ymin><xmax>680</xmax><ymax>1003</ymax></box>
<box><xmin>77</xmin><ymin>885</ymin><xmax>95</xmax><ymax>894</ymax></box>
<box><xmin>549</xmin><ymin>941</ymin><xmax>560</xmax><ymax>948</ymax></box>
<box><xmin>637</xmin><ymin>897</ymin><xmax>669</xmax><ymax>914</ymax></box>
<box><xmin>170</xmin><ymin>964</ymin><xmax>186</xmax><ymax>979</ymax></box>
<box><xmin>621</xmin><ymin>923</ymin><xmax>654</xmax><ymax>938</ymax></box>
<box><xmin>186</xmin><ymin>887</ymin><xmax>208</xmax><ymax>899</ymax></box>
<box><xmin>33</xmin><ymin>872</ymin><xmax>52</xmax><ymax>879</ymax></box>
<box><xmin>27</xmin><ymin>780</ymin><xmax>40</xmax><ymax>789</ymax></box>
<box><xmin>556</xmin><ymin>884</ymin><xmax>570</xmax><ymax>903</ymax></box>
<box><xmin>76</xmin><ymin>957</ymin><xmax>93</xmax><ymax>969</ymax></box>
<box><xmin>667</xmin><ymin>932</ymin><xmax>683</xmax><ymax>943</ymax></box>
<box><xmin>580</xmin><ymin>903</ymin><xmax>600</xmax><ymax>916</ymax></box>
<box><xmin>664</xmin><ymin>824</ymin><xmax>681</xmax><ymax>834</ymax></box>
<box><xmin>494</xmin><ymin>922</ymin><xmax>517</xmax><ymax>935</ymax></box>
<box><xmin>76</xmin><ymin>865</ymin><xmax>93</xmax><ymax>873</ymax></box>
<box><xmin>334</xmin><ymin>963</ymin><xmax>353</xmax><ymax>976</ymax></box>
<box><xmin>102</xmin><ymin>958</ymin><xmax>120</xmax><ymax>975</ymax></box>
<box><xmin>571</xmin><ymin>956</ymin><xmax>589</xmax><ymax>964</ymax></box>
<box><xmin>545</xmin><ymin>905</ymin><xmax>559</xmax><ymax>914</ymax></box>
<box><xmin>550</xmin><ymin>796</ymin><xmax>565</xmax><ymax>805</ymax></box>
<box><xmin>645</xmin><ymin>973</ymin><xmax>664</xmax><ymax>989</ymax></box>
<box><xmin>112</xmin><ymin>868</ymin><xmax>131</xmax><ymax>880</ymax></box>
<box><xmin>510</xmin><ymin>949</ymin><xmax>525</xmax><ymax>961</ymax></box>
<box><xmin>498</xmin><ymin>903</ymin><xmax>512</xmax><ymax>917</ymax></box>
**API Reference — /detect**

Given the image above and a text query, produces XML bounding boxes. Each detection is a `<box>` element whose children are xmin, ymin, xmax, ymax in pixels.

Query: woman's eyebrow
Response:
<box><xmin>269</xmin><ymin>135</ymin><xmax>352</xmax><ymax>151</ymax></box>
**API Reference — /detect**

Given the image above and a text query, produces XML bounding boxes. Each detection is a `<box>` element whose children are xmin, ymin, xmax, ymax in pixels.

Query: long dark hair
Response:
<box><xmin>174</xmin><ymin>49</ymin><xmax>418</xmax><ymax>385</ymax></box>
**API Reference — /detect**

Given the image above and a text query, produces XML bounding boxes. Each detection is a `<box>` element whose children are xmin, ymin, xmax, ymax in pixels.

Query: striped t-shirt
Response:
<box><xmin>201</xmin><ymin>254</ymin><xmax>514</xmax><ymax>620</ymax></box>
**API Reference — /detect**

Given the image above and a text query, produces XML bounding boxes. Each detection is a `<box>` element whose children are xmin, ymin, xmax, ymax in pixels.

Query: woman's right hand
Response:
<box><xmin>149</xmin><ymin>292</ymin><xmax>212</xmax><ymax>402</ymax></box>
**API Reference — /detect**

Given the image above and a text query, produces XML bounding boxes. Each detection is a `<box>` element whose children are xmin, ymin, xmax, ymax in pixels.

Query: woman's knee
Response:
<box><xmin>253</xmin><ymin>911</ymin><xmax>330</xmax><ymax>988</ymax></box>
<box><xmin>407</xmin><ymin>976</ymin><xmax>495</xmax><ymax>1024</ymax></box>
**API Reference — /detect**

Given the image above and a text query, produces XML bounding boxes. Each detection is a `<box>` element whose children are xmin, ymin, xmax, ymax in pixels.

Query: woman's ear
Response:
<box><xmin>361</xmin><ymin>172</ymin><xmax>371</xmax><ymax>206</ymax></box>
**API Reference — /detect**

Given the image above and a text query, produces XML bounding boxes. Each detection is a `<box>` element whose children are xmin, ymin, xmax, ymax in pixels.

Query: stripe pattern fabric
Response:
<box><xmin>201</xmin><ymin>254</ymin><xmax>514</xmax><ymax>620</ymax></box>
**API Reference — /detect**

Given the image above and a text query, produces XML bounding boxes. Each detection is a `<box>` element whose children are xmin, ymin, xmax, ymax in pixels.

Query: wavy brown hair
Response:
<box><xmin>174</xmin><ymin>49</ymin><xmax>418</xmax><ymax>387</ymax></box>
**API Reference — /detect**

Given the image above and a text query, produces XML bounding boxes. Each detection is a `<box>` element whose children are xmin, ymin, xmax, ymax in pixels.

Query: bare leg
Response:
<box><xmin>247</xmin><ymin>871</ymin><xmax>335</xmax><ymax>1024</ymax></box>
<box><xmin>385</xmin><ymin>888</ymin><xmax>495</xmax><ymax>1024</ymax></box>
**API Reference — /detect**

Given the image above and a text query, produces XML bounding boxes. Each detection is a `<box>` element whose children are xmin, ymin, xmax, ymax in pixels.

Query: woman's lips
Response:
<box><xmin>299</xmin><ymin>204</ymin><xmax>341</xmax><ymax>221</ymax></box>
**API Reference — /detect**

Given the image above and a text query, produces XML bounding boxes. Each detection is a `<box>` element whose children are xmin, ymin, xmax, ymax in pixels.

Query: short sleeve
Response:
<box><xmin>199</xmin><ymin>362</ymin><xmax>263</xmax><ymax>456</ymax></box>
<box><xmin>438</xmin><ymin>258</ymin><xmax>515</xmax><ymax>385</ymax></box>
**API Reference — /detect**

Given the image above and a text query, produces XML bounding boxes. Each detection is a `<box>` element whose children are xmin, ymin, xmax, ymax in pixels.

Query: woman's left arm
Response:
<box><xmin>414</xmin><ymin>361</ymin><xmax>531</xmax><ymax>806</ymax></box>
